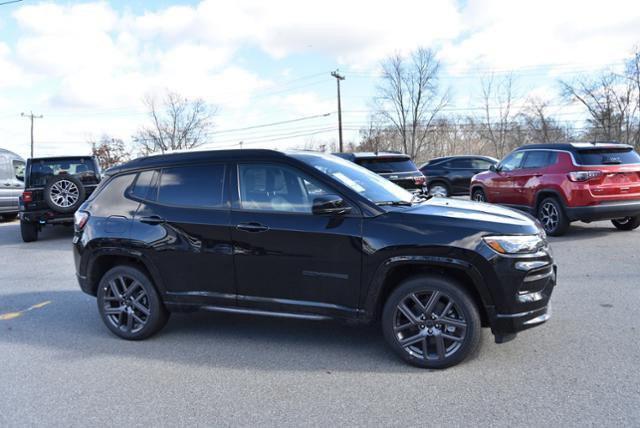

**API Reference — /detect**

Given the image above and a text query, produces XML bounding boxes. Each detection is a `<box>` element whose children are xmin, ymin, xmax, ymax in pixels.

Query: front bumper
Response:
<box><xmin>565</xmin><ymin>200</ymin><xmax>640</xmax><ymax>222</ymax></box>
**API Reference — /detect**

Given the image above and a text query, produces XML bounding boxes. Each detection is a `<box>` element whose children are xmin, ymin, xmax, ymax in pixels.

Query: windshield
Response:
<box><xmin>357</xmin><ymin>158</ymin><xmax>418</xmax><ymax>173</ymax></box>
<box><xmin>292</xmin><ymin>152</ymin><xmax>414</xmax><ymax>204</ymax></box>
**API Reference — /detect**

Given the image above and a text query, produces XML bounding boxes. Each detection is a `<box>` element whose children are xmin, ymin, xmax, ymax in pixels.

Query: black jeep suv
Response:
<box><xmin>334</xmin><ymin>152</ymin><xmax>427</xmax><ymax>193</ymax></box>
<box><xmin>73</xmin><ymin>149</ymin><xmax>555</xmax><ymax>369</ymax></box>
<box><xmin>20</xmin><ymin>156</ymin><xmax>101</xmax><ymax>242</ymax></box>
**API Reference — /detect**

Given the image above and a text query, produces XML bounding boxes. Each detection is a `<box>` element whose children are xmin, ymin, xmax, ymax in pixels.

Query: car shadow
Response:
<box><xmin>548</xmin><ymin>222</ymin><xmax>627</xmax><ymax>242</ymax></box>
<box><xmin>0</xmin><ymin>222</ymin><xmax>73</xmax><ymax>247</ymax></box>
<box><xmin>0</xmin><ymin>290</ymin><xmax>428</xmax><ymax>373</ymax></box>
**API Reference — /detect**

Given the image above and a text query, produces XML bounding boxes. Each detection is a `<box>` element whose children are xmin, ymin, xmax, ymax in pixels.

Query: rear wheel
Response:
<box><xmin>611</xmin><ymin>216</ymin><xmax>640</xmax><ymax>231</ymax></box>
<box><xmin>1</xmin><ymin>213</ymin><xmax>17</xmax><ymax>221</ymax></box>
<box><xmin>471</xmin><ymin>188</ymin><xmax>487</xmax><ymax>202</ymax></box>
<box><xmin>428</xmin><ymin>182</ymin><xmax>450</xmax><ymax>198</ymax></box>
<box><xmin>537</xmin><ymin>197</ymin><xmax>569</xmax><ymax>236</ymax></box>
<box><xmin>20</xmin><ymin>220</ymin><xmax>38</xmax><ymax>242</ymax></box>
<box><xmin>382</xmin><ymin>275</ymin><xmax>481</xmax><ymax>369</ymax></box>
<box><xmin>97</xmin><ymin>265</ymin><xmax>169</xmax><ymax>340</ymax></box>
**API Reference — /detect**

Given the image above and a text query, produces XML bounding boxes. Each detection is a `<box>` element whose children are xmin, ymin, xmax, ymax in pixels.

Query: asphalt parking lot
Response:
<box><xmin>1</xmin><ymin>217</ymin><xmax>639</xmax><ymax>427</ymax></box>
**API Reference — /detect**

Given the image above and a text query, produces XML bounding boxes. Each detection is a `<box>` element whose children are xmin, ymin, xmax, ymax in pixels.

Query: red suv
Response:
<box><xmin>470</xmin><ymin>143</ymin><xmax>640</xmax><ymax>236</ymax></box>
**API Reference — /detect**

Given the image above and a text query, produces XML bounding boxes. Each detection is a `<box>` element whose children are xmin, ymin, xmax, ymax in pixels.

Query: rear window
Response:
<box><xmin>28</xmin><ymin>158</ymin><xmax>98</xmax><ymax>187</ymax></box>
<box><xmin>157</xmin><ymin>164</ymin><xmax>225</xmax><ymax>208</ymax></box>
<box><xmin>575</xmin><ymin>148</ymin><xmax>640</xmax><ymax>165</ymax></box>
<box><xmin>357</xmin><ymin>158</ymin><xmax>418</xmax><ymax>173</ymax></box>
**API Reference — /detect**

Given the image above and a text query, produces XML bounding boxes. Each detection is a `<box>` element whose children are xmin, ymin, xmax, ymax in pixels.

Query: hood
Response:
<box><xmin>397</xmin><ymin>197</ymin><xmax>541</xmax><ymax>234</ymax></box>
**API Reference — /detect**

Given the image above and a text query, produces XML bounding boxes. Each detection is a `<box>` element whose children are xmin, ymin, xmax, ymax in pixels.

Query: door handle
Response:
<box><xmin>236</xmin><ymin>222</ymin><xmax>269</xmax><ymax>233</ymax></box>
<box><xmin>139</xmin><ymin>215</ymin><xmax>165</xmax><ymax>225</ymax></box>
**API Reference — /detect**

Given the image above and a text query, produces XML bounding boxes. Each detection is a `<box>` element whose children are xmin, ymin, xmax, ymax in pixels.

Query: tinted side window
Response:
<box><xmin>449</xmin><ymin>159</ymin><xmax>473</xmax><ymax>169</ymax></box>
<box><xmin>471</xmin><ymin>159</ymin><xmax>493</xmax><ymax>169</ymax></box>
<box><xmin>131</xmin><ymin>170</ymin><xmax>158</xmax><ymax>201</ymax></box>
<box><xmin>522</xmin><ymin>151</ymin><xmax>549</xmax><ymax>169</ymax></box>
<box><xmin>158</xmin><ymin>164</ymin><xmax>225</xmax><ymax>208</ymax></box>
<box><xmin>92</xmin><ymin>174</ymin><xmax>136</xmax><ymax>211</ymax></box>
<box><xmin>500</xmin><ymin>152</ymin><xmax>525</xmax><ymax>172</ymax></box>
<box><xmin>238</xmin><ymin>164</ymin><xmax>335</xmax><ymax>213</ymax></box>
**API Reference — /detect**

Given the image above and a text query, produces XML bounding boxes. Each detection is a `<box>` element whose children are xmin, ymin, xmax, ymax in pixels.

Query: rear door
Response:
<box><xmin>446</xmin><ymin>158</ymin><xmax>477</xmax><ymax>194</ymax></box>
<box><xmin>131</xmin><ymin>163</ymin><xmax>235</xmax><ymax>306</ymax></box>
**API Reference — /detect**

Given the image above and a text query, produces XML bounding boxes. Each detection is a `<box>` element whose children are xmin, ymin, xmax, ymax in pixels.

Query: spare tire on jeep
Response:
<box><xmin>44</xmin><ymin>175</ymin><xmax>85</xmax><ymax>213</ymax></box>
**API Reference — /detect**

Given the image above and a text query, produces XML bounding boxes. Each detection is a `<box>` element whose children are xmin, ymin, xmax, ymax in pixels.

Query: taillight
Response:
<box><xmin>22</xmin><ymin>191</ymin><xmax>33</xmax><ymax>203</ymax></box>
<box><xmin>74</xmin><ymin>211</ymin><xmax>89</xmax><ymax>231</ymax></box>
<box><xmin>568</xmin><ymin>170</ymin><xmax>603</xmax><ymax>182</ymax></box>
<box><xmin>414</xmin><ymin>176</ymin><xmax>426</xmax><ymax>185</ymax></box>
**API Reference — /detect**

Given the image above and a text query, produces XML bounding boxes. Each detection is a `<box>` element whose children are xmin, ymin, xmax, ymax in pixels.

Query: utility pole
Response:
<box><xmin>331</xmin><ymin>70</ymin><xmax>345</xmax><ymax>152</ymax></box>
<box><xmin>21</xmin><ymin>112</ymin><xmax>43</xmax><ymax>158</ymax></box>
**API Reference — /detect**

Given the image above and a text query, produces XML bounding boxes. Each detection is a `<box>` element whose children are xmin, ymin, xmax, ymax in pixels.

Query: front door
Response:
<box><xmin>492</xmin><ymin>151</ymin><xmax>525</xmax><ymax>205</ymax></box>
<box><xmin>230</xmin><ymin>162</ymin><xmax>363</xmax><ymax>318</ymax></box>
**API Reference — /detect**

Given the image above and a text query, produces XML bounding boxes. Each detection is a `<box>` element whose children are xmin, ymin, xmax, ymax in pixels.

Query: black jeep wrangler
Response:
<box><xmin>19</xmin><ymin>156</ymin><xmax>101</xmax><ymax>242</ymax></box>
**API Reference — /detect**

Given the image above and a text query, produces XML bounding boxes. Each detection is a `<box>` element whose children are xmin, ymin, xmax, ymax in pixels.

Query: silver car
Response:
<box><xmin>0</xmin><ymin>148</ymin><xmax>25</xmax><ymax>220</ymax></box>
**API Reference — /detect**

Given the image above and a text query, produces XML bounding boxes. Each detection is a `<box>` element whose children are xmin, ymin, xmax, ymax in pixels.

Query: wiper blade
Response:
<box><xmin>375</xmin><ymin>200</ymin><xmax>413</xmax><ymax>206</ymax></box>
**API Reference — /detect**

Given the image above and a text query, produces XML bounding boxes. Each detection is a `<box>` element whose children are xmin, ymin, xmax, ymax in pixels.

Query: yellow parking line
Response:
<box><xmin>0</xmin><ymin>300</ymin><xmax>51</xmax><ymax>320</ymax></box>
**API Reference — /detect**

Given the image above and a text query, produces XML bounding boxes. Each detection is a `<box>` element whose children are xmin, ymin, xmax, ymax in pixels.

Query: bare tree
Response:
<box><xmin>519</xmin><ymin>97</ymin><xmax>571</xmax><ymax>143</ymax></box>
<box><xmin>560</xmin><ymin>71</ymin><xmax>635</xmax><ymax>144</ymax></box>
<box><xmin>480</xmin><ymin>74</ymin><xmax>518</xmax><ymax>158</ymax></box>
<box><xmin>376</xmin><ymin>48</ymin><xmax>449</xmax><ymax>159</ymax></box>
<box><xmin>90</xmin><ymin>135</ymin><xmax>131</xmax><ymax>170</ymax></box>
<box><xmin>133</xmin><ymin>90</ymin><xmax>217</xmax><ymax>155</ymax></box>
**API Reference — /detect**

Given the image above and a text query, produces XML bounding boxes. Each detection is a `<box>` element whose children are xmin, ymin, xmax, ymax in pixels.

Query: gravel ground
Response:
<box><xmin>0</xmin><ymin>217</ymin><xmax>638</xmax><ymax>427</ymax></box>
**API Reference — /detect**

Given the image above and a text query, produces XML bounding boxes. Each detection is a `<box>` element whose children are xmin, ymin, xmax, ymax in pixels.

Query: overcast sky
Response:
<box><xmin>1</xmin><ymin>0</ymin><xmax>639</xmax><ymax>159</ymax></box>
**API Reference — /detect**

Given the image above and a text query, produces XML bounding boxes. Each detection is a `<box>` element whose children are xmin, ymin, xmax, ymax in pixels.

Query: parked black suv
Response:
<box><xmin>20</xmin><ymin>156</ymin><xmax>100</xmax><ymax>242</ymax></box>
<box><xmin>334</xmin><ymin>152</ymin><xmax>426</xmax><ymax>193</ymax></box>
<box><xmin>73</xmin><ymin>149</ymin><xmax>555</xmax><ymax>368</ymax></box>
<box><xmin>420</xmin><ymin>155</ymin><xmax>498</xmax><ymax>197</ymax></box>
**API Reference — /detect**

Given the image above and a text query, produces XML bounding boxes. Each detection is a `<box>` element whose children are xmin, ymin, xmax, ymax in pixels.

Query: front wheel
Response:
<box><xmin>611</xmin><ymin>216</ymin><xmax>640</xmax><ymax>231</ymax></box>
<box><xmin>97</xmin><ymin>265</ymin><xmax>169</xmax><ymax>340</ymax></box>
<box><xmin>471</xmin><ymin>188</ymin><xmax>487</xmax><ymax>202</ymax></box>
<box><xmin>428</xmin><ymin>182</ymin><xmax>449</xmax><ymax>198</ymax></box>
<box><xmin>382</xmin><ymin>275</ymin><xmax>481</xmax><ymax>369</ymax></box>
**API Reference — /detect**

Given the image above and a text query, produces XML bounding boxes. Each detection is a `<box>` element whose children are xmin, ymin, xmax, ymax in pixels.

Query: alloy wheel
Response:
<box><xmin>102</xmin><ymin>275</ymin><xmax>151</xmax><ymax>334</ymax></box>
<box><xmin>49</xmin><ymin>179</ymin><xmax>80</xmax><ymax>208</ymax></box>
<box><xmin>540</xmin><ymin>202</ymin><xmax>559</xmax><ymax>232</ymax></box>
<box><xmin>429</xmin><ymin>185</ymin><xmax>448</xmax><ymax>198</ymax></box>
<box><xmin>472</xmin><ymin>191</ymin><xmax>486</xmax><ymax>202</ymax></box>
<box><xmin>392</xmin><ymin>290</ymin><xmax>467</xmax><ymax>362</ymax></box>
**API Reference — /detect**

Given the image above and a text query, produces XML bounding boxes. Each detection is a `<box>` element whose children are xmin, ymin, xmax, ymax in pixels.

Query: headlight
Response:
<box><xmin>483</xmin><ymin>234</ymin><xmax>544</xmax><ymax>255</ymax></box>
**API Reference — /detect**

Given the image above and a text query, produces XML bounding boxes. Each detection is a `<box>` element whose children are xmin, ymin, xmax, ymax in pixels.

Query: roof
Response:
<box><xmin>333</xmin><ymin>151</ymin><xmax>410</xmax><ymax>160</ymax></box>
<box><xmin>0</xmin><ymin>148</ymin><xmax>24</xmax><ymax>160</ymax></box>
<box><xmin>106</xmin><ymin>148</ymin><xmax>289</xmax><ymax>174</ymax></box>
<box><xmin>29</xmin><ymin>155</ymin><xmax>94</xmax><ymax>161</ymax></box>
<box><xmin>515</xmin><ymin>142</ymin><xmax>633</xmax><ymax>152</ymax></box>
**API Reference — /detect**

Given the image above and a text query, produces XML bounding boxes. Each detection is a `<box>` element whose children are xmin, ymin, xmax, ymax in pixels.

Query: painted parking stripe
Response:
<box><xmin>0</xmin><ymin>301</ymin><xmax>51</xmax><ymax>320</ymax></box>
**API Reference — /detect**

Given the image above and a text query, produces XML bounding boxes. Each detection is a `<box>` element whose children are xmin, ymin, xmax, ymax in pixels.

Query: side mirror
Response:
<box><xmin>312</xmin><ymin>194</ymin><xmax>351</xmax><ymax>215</ymax></box>
<box><xmin>489</xmin><ymin>164</ymin><xmax>497</xmax><ymax>172</ymax></box>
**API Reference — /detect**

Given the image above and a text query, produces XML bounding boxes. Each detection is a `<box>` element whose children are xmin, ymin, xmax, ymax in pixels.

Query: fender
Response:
<box><xmin>534</xmin><ymin>188</ymin><xmax>568</xmax><ymax>209</ymax></box>
<box><xmin>85</xmin><ymin>246</ymin><xmax>168</xmax><ymax>295</ymax></box>
<box><xmin>361</xmin><ymin>255</ymin><xmax>495</xmax><ymax>321</ymax></box>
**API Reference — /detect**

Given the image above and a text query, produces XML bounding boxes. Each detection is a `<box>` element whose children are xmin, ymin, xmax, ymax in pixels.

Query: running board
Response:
<box><xmin>200</xmin><ymin>305</ymin><xmax>332</xmax><ymax>321</ymax></box>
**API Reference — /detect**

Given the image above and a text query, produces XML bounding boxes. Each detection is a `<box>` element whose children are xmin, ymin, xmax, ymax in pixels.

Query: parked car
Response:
<box><xmin>420</xmin><ymin>155</ymin><xmax>498</xmax><ymax>197</ymax></box>
<box><xmin>73</xmin><ymin>149</ymin><xmax>555</xmax><ymax>369</ymax></box>
<box><xmin>470</xmin><ymin>142</ymin><xmax>640</xmax><ymax>236</ymax></box>
<box><xmin>20</xmin><ymin>156</ymin><xmax>101</xmax><ymax>242</ymax></box>
<box><xmin>333</xmin><ymin>152</ymin><xmax>426</xmax><ymax>193</ymax></box>
<box><xmin>0</xmin><ymin>148</ymin><xmax>25</xmax><ymax>221</ymax></box>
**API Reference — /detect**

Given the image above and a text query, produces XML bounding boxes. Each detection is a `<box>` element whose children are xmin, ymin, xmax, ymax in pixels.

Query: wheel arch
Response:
<box><xmin>363</xmin><ymin>256</ymin><xmax>494</xmax><ymax>328</ymax></box>
<box><xmin>85</xmin><ymin>248</ymin><xmax>166</xmax><ymax>297</ymax></box>
<box><xmin>534</xmin><ymin>188</ymin><xmax>567</xmax><ymax>213</ymax></box>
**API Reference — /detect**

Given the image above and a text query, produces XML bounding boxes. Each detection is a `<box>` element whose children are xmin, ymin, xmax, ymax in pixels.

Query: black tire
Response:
<box><xmin>20</xmin><ymin>220</ymin><xmax>38</xmax><ymax>242</ymax></box>
<box><xmin>428</xmin><ymin>181</ymin><xmax>450</xmax><ymax>198</ymax></box>
<box><xmin>471</xmin><ymin>188</ymin><xmax>487</xmax><ymax>202</ymax></box>
<box><xmin>382</xmin><ymin>275</ymin><xmax>481</xmax><ymax>369</ymax></box>
<box><xmin>611</xmin><ymin>216</ymin><xmax>640</xmax><ymax>231</ymax></box>
<box><xmin>97</xmin><ymin>265</ymin><xmax>169</xmax><ymax>340</ymax></box>
<box><xmin>44</xmin><ymin>175</ymin><xmax>85</xmax><ymax>213</ymax></box>
<box><xmin>1</xmin><ymin>213</ymin><xmax>18</xmax><ymax>221</ymax></box>
<box><xmin>537</xmin><ymin>197</ymin><xmax>570</xmax><ymax>236</ymax></box>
